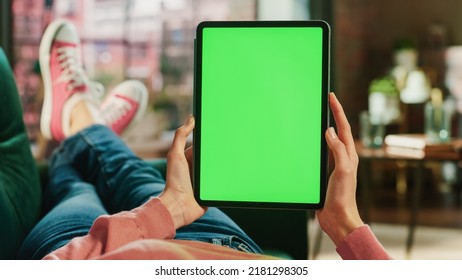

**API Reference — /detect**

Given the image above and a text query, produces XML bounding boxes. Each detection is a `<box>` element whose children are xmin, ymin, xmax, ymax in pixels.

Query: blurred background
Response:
<box><xmin>3</xmin><ymin>0</ymin><xmax>462</xmax><ymax>259</ymax></box>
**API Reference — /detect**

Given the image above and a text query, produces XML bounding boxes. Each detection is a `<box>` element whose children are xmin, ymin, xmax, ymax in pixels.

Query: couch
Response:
<box><xmin>0</xmin><ymin>48</ymin><xmax>310</xmax><ymax>260</ymax></box>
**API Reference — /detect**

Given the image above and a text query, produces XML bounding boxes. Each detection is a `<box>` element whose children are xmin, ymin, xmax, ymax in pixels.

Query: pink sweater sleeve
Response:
<box><xmin>43</xmin><ymin>198</ymin><xmax>176</xmax><ymax>260</ymax></box>
<box><xmin>336</xmin><ymin>225</ymin><xmax>392</xmax><ymax>260</ymax></box>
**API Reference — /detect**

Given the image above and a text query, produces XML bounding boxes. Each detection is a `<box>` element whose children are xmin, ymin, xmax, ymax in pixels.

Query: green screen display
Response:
<box><xmin>195</xmin><ymin>22</ymin><xmax>329</xmax><ymax>208</ymax></box>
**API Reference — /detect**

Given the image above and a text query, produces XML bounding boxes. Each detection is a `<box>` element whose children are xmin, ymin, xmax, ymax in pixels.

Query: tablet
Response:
<box><xmin>193</xmin><ymin>21</ymin><xmax>330</xmax><ymax>209</ymax></box>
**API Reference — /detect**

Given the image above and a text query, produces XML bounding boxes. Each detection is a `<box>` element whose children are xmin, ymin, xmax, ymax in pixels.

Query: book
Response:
<box><xmin>384</xmin><ymin>134</ymin><xmax>458</xmax><ymax>153</ymax></box>
<box><xmin>385</xmin><ymin>145</ymin><xmax>425</xmax><ymax>159</ymax></box>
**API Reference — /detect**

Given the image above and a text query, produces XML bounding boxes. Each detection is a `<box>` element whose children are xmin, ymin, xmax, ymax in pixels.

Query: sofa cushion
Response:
<box><xmin>0</xmin><ymin>48</ymin><xmax>42</xmax><ymax>259</ymax></box>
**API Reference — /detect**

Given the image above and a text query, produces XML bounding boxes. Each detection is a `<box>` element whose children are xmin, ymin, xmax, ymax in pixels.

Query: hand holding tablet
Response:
<box><xmin>193</xmin><ymin>21</ymin><xmax>331</xmax><ymax>209</ymax></box>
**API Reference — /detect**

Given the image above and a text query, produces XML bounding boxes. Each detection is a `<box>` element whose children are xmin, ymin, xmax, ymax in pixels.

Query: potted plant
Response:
<box><xmin>368</xmin><ymin>76</ymin><xmax>400</xmax><ymax>125</ymax></box>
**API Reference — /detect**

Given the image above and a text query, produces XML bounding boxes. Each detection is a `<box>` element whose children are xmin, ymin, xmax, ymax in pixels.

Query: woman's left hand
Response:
<box><xmin>158</xmin><ymin>115</ymin><xmax>207</xmax><ymax>229</ymax></box>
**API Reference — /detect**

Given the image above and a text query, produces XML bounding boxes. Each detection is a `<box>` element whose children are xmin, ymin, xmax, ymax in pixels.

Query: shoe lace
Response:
<box><xmin>102</xmin><ymin>98</ymin><xmax>132</xmax><ymax>125</ymax></box>
<box><xmin>56</xmin><ymin>46</ymin><xmax>90</xmax><ymax>93</ymax></box>
<box><xmin>56</xmin><ymin>46</ymin><xmax>106</xmax><ymax>101</ymax></box>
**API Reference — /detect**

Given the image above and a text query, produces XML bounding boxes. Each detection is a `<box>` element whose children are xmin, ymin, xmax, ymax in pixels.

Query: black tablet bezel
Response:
<box><xmin>193</xmin><ymin>20</ymin><xmax>330</xmax><ymax>210</ymax></box>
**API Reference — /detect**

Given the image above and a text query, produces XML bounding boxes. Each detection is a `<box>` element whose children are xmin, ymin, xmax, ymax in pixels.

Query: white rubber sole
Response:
<box><xmin>39</xmin><ymin>19</ymin><xmax>71</xmax><ymax>140</ymax></box>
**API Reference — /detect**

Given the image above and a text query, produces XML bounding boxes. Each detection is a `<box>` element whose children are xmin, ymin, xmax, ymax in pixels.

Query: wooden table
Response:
<box><xmin>356</xmin><ymin>141</ymin><xmax>462</xmax><ymax>257</ymax></box>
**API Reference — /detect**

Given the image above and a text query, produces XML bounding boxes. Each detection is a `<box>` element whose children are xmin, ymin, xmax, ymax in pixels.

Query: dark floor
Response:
<box><xmin>357</xmin><ymin>162</ymin><xmax>462</xmax><ymax>229</ymax></box>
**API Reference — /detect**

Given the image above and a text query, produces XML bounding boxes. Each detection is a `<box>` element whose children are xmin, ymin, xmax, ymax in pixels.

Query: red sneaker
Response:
<box><xmin>100</xmin><ymin>80</ymin><xmax>148</xmax><ymax>136</ymax></box>
<box><xmin>39</xmin><ymin>19</ymin><xmax>98</xmax><ymax>142</ymax></box>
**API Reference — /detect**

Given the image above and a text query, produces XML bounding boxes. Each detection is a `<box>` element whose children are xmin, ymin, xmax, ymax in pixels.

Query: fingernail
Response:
<box><xmin>186</xmin><ymin>115</ymin><xmax>194</xmax><ymax>125</ymax></box>
<box><xmin>328</xmin><ymin>127</ymin><xmax>337</xmax><ymax>140</ymax></box>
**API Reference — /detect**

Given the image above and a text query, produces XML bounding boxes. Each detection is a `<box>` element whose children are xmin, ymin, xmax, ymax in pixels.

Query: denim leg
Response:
<box><xmin>47</xmin><ymin>125</ymin><xmax>263</xmax><ymax>254</ymax></box>
<box><xmin>53</xmin><ymin>125</ymin><xmax>166</xmax><ymax>213</ymax></box>
<box><xmin>17</xmin><ymin>152</ymin><xmax>107</xmax><ymax>260</ymax></box>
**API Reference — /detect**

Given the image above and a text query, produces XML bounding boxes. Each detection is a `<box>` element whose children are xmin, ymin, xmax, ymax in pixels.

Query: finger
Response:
<box><xmin>185</xmin><ymin>146</ymin><xmax>193</xmax><ymax>162</ymax></box>
<box><xmin>329</xmin><ymin>92</ymin><xmax>356</xmax><ymax>159</ymax></box>
<box><xmin>170</xmin><ymin>115</ymin><xmax>195</xmax><ymax>157</ymax></box>
<box><xmin>325</xmin><ymin>127</ymin><xmax>350</xmax><ymax>169</ymax></box>
<box><xmin>185</xmin><ymin>146</ymin><xmax>194</xmax><ymax>176</ymax></box>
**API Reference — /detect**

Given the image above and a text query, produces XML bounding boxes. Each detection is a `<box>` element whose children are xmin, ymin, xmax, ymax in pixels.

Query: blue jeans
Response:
<box><xmin>18</xmin><ymin>125</ymin><xmax>262</xmax><ymax>259</ymax></box>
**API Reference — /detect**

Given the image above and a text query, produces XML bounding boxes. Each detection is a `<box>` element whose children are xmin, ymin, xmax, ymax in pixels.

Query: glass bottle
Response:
<box><xmin>424</xmin><ymin>88</ymin><xmax>452</xmax><ymax>142</ymax></box>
